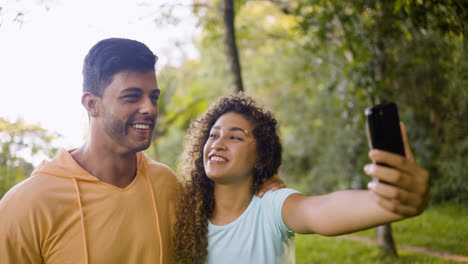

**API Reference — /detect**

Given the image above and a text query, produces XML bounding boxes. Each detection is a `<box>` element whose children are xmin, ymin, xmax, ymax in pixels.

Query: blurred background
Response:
<box><xmin>1</xmin><ymin>0</ymin><xmax>467</xmax><ymax>262</ymax></box>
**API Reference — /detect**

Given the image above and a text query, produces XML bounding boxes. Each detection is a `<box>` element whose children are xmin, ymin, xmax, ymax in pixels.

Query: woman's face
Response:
<box><xmin>203</xmin><ymin>112</ymin><xmax>257</xmax><ymax>185</ymax></box>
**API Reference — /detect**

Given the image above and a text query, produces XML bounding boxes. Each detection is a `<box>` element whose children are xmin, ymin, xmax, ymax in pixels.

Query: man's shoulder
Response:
<box><xmin>142</xmin><ymin>157</ymin><xmax>180</xmax><ymax>186</ymax></box>
<box><xmin>1</xmin><ymin>173</ymin><xmax>62</xmax><ymax>205</ymax></box>
<box><xmin>143</xmin><ymin>155</ymin><xmax>175</xmax><ymax>176</ymax></box>
<box><xmin>0</xmin><ymin>174</ymin><xmax>63</xmax><ymax>224</ymax></box>
<box><xmin>144</xmin><ymin>159</ymin><xmax>176</xmax><ymax>176</ymax></box>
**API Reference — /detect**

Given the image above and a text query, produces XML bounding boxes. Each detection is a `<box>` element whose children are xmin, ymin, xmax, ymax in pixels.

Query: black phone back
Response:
<box><xmin>365</xmin><ymin>102</ymin><xmax>405</xmax><ymax>156</ymax></box>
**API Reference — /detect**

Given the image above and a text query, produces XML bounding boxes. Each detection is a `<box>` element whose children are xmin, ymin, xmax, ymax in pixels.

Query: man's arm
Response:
<box><xmin>0</xmin><ymin>231</ymin><xmax>43</xmax><ymax>263</ymax></box>
<box><xmin>0</xmin><ymin>185</ymin><xmax>44</xmax><ymax>263</ymax></box>
<box><xmin>281</xmin><ymin>123</ymin><xmax>429</xmax><ymax>236</ymax></box>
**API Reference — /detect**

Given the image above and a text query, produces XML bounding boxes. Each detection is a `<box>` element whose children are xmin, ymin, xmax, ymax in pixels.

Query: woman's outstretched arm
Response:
<box><xmin>281</xmin><ymin>123</ymin><xmax>429</xmax><ymax>236</ymax></box>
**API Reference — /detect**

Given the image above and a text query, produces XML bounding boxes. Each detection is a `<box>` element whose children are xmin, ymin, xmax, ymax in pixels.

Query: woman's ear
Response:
<box><xmin>81</xmin><ymin>92</ymin><xmax>101</xmax><ymax>117</ymax></box>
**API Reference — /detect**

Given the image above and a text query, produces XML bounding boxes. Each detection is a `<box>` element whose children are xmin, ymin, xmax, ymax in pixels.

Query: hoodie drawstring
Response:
<box><xmin>72</xmin><ymin>178</ymin><xmax>89</xmax><ymax>264</ymax></box>
<box><xmin>144</xmin><ymin>173</ymin><xmax>163</xmax><ymax>264</ymax></box>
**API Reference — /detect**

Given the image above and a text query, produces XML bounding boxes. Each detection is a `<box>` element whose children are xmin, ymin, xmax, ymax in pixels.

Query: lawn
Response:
<box><xmin>296</xmin><ymin>203</ymin><xmax>468</xmax><ymax>263</ymax></box>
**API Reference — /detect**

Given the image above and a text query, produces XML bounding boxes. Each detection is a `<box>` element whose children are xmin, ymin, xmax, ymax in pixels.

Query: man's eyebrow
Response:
<box><xmin>121</xmin><ymin>88</ymin><xmax>161</xmax><ymax>95</ymax></box>
<box><xmin>121</xmin><ymin>87</ymin><xmax>143</xmax><ymax>93</ymax></box>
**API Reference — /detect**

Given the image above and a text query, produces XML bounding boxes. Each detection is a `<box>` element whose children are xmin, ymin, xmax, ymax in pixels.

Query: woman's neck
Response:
<box><xmin>210</xmin><ymin>181</ymin><xmax>253</xmax><ymax>226</ymax></box>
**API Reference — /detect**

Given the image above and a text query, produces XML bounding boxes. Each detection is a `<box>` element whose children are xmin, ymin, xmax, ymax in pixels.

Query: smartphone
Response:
<box><xmin>365</xmin><ymin>102</ymin><xmax>405</xmax><ymax>168</ymax></box>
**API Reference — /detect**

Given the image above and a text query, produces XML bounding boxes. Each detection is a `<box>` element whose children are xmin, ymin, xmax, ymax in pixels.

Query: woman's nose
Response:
<box><xmin>211</xmin><ymin>137</ymin><xmax>227</xmax><ymax>150</ymax></box>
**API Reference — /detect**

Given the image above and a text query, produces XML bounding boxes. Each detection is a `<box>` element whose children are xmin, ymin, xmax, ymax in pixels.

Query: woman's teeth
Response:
<box><xmin>210</xmin><ymin>156</ymin><xmax>227</xmax><ymax>162</ymax></box>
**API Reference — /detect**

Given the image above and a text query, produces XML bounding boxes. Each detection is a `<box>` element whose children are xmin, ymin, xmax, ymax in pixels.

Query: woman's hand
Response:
<box><xmin>364</xmin><ymin>122</ymin><xmax>430</xmax><ymax>217</ymax></box>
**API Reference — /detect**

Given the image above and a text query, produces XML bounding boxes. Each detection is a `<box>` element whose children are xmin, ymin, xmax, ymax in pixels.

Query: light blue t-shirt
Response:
<box><xmin>206</xmin><ymin>188</ymin><xmax>300</xmax><ymax>264</ymax></box>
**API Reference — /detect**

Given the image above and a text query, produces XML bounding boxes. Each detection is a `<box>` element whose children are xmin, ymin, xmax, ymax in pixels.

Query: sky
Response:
<box><xmin>0</xmin><ymin>0</ymin><xmax>198</xmax><ymax>163</ymax></box>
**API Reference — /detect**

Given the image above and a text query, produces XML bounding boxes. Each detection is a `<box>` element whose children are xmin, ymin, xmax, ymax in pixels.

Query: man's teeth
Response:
<box><xmin>133</xmin><ymin>124</ymin><xmax>150</xmax><ymax>130</ymax></box>
<box><xmin>210</xmin><ymin>156</ymin><xmax>227</xmax><ymax>162</ymax></box>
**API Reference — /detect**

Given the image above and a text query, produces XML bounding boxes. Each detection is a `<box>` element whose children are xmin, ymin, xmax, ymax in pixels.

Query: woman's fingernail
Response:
<box><xmin>258</xmin><ymin>192</ymin><xmax>264</xmax><ymax>197</ymax></box>
<box><xmin>368</xmin><ymin>181</ymin><xmax>376</xmax><ymax>190</ymax></box>
<box><xmin>364</xmin><ymin>164</ymin><xmax>375</xmax><ymax>174</ymax></box>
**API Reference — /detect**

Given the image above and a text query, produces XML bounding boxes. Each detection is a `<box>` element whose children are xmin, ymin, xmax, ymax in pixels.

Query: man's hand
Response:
<box><xmin>256</xmin><ymin>174</ymin><xmax>286</xmax><ymax>198</ymax></box>
<box><xmin>364</xmin><ymin>122</ymin><xmax>430</xmax><ymax>217</ymax></box>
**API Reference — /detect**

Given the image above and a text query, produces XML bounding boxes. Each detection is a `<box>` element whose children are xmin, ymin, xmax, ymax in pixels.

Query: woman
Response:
<box><xmin>174</xmin><ymin>93</ymin><xmax>429</xmax><ymax>264</ymax></box>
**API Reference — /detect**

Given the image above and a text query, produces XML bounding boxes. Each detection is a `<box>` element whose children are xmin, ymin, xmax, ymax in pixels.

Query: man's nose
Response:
<box><xmin>140</xmin><ymin>96</ymin><xmax>158</xmax><ymax>116</ymax></box>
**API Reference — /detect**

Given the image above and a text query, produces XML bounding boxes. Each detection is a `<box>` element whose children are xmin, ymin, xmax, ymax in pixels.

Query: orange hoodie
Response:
<box><xmin>0</xmin><ymin>149</ymin><xmax>179</xmax><ymax>263</ymax></box>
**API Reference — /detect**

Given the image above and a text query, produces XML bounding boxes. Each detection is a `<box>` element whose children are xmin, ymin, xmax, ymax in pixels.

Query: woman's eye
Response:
<box><xmin>209</xmin><ymin>134</ymin><xmax>218</xmax><ymax>138</ymax></box>
<box><xmin>231</xmin><ymin>136</ymin><xmax>242</xmax><ymax>140</ymax></box>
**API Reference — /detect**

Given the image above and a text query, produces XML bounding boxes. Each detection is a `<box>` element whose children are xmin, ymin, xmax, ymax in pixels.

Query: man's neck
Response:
<box><xmin>210</xmin><ymin>181</ymin><xmax>253</xmax><ymax>226</ymax></box>
<box><xmin>71</xmin><ymin>141</ymin><xmax>138</xmax><ymax>189</ymax></box>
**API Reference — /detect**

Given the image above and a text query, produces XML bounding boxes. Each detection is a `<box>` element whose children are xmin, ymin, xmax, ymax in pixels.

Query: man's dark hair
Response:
<box><xmin>82</xmin><ymin>38</ymin><xmax>158</xmax><ymax>97</ymax></box>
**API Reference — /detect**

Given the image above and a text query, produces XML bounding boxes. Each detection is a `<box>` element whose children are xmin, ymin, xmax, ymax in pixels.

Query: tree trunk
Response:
<box><xmin>222</xmin><ymin>0</ymin><xmax>244</xmax><ymax>93</ymax></box>
<box><xmin>373</xmin><ymin>7</ymin><xmax>398</xmax><ymax>255</ymax></box>
<box><xmin>376</xmin><ymin>224</ymin><xmax>398</xmax><ymax>256</ymax></box>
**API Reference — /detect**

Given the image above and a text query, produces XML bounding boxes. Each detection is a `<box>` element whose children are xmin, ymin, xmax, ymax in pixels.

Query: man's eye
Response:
<box><xmin>124</xmin><ymin>94</ymin><xmax>139</xmax><ymax>100</ymax></box>
<box><xmin>151</xmin><ymin>96</ymin><xmax>159</xmax><ymax>103</ymax></box>
<box><xmin>209</xmin><ymin>133</ymin><xmax>218</xmax><ymax>138</ymax></box>
<box><xmin>231</xmin><ymin>136</ymin><xmax>242</xmax><ymax>140</ymax></box>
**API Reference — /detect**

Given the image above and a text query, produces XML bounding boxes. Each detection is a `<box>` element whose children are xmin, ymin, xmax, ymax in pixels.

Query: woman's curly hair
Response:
<box><xmin>174</xmin><ymin>93</ymin><xmax>282</xmax><ymax>263</ymax></box>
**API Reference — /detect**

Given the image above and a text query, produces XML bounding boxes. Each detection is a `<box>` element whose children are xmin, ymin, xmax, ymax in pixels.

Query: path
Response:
<box><xmin>341</xmin><ymin>235</ymin><xmax>468</xmax><ymax>263</ymax></box>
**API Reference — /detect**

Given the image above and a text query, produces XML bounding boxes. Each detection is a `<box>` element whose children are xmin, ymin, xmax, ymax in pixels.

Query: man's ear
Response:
<box><xmin>81</xmin><ymin>92</ymin><xmax>101</xmax><ymax>117</ymax></box>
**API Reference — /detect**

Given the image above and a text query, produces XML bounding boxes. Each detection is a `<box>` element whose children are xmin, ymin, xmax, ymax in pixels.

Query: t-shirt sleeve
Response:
<box><xmin>262</xmin><ymin>188</ymin><xmax>300</xmax><ymax>243</ymax></box>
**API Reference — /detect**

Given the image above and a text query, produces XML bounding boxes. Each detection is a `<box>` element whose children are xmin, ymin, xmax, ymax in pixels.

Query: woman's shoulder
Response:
<box><xmin>259</xmin><ymin>188</ymin><xmax>301</xmax><ymax>203</ymax></box>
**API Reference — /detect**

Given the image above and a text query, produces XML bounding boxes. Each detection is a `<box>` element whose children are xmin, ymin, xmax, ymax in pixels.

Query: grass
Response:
<box><xmin>295</xmin><ymin>235</ymin><xmax>458</xmax><ymax>263</ymax></box>
<box><xmin>355</xmin><ymin>203</ymin><xmax>468</xmax><ymax>255</ymax></box>
<box><xmin>295</xmin><ymin>203</ymin><xmax>468</xmax><ymax>263</ymax></box>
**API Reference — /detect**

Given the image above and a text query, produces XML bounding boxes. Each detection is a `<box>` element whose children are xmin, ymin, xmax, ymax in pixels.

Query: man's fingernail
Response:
<box><xmin>258</xmin><ymin>192</ymin><xmax>264</xmax><ymax>197</ymax></box>
<box><xmin>368</xmin><ymin>181</ymin><xmax>376</xmax><ymax>190</ymax></box>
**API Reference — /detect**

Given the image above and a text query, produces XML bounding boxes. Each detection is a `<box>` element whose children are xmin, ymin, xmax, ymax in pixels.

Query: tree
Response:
<box><xmin>0</xmin><ymin>117</ymin><xmax>58</xmax><ymax>199</ymax></box>
<box><xmin>222</xmin><ymin>0</ymin><xmax>244</xmax><ymax>93</ymax></box>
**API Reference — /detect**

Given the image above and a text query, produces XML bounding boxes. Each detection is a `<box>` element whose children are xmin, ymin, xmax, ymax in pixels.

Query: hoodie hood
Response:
<box><xmin>31</xmin><ymin>148</ymin><xmax>143</xmax><ymax>182</ymax></box>
<box><xmin>32</xmin><ymin>149</ymin><xmax>100</xmax><ymax>181</ymax></box>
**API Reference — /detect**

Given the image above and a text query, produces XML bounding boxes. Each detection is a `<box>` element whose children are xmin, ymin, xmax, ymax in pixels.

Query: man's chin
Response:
<box><xmin>129</xmin><ymin>140</ymin><xmax>152</xmax><ymax>153</ymax></box>
<box><xmin>133</xmin><ymin>144</ymin><xmax>151</xmax><ymax>153</ymax></box>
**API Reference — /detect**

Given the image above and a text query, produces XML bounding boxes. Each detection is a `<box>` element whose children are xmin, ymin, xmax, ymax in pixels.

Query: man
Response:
<box><xmin>0</xmin><ymin>38</ymin><xmax>179</xmax><ymax>263</ymax></box>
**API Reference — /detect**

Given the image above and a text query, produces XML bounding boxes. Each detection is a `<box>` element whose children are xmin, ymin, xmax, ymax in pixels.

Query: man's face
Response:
<box><xmin>98</xmin><ymin>70</ymin><xmax>159</xmax><ymax>153</ymax></box>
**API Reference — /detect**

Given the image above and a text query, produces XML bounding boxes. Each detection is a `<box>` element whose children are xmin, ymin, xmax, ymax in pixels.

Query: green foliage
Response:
<box><xmin>0</xmin><ymin>117</ymin><xmax>58</xmax><ymax>199</ymax></box>
<box><xmin>0</xmin><ymin>165</ymin><xmax>28</xmax><ymax>201</ymax></box>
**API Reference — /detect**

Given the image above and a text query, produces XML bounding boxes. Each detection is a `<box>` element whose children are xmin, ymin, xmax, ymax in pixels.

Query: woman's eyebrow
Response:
<box><xmin>212</xmin><ymin>126</ymin><xmax>248</xmax><ymax>135</ymax></box>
